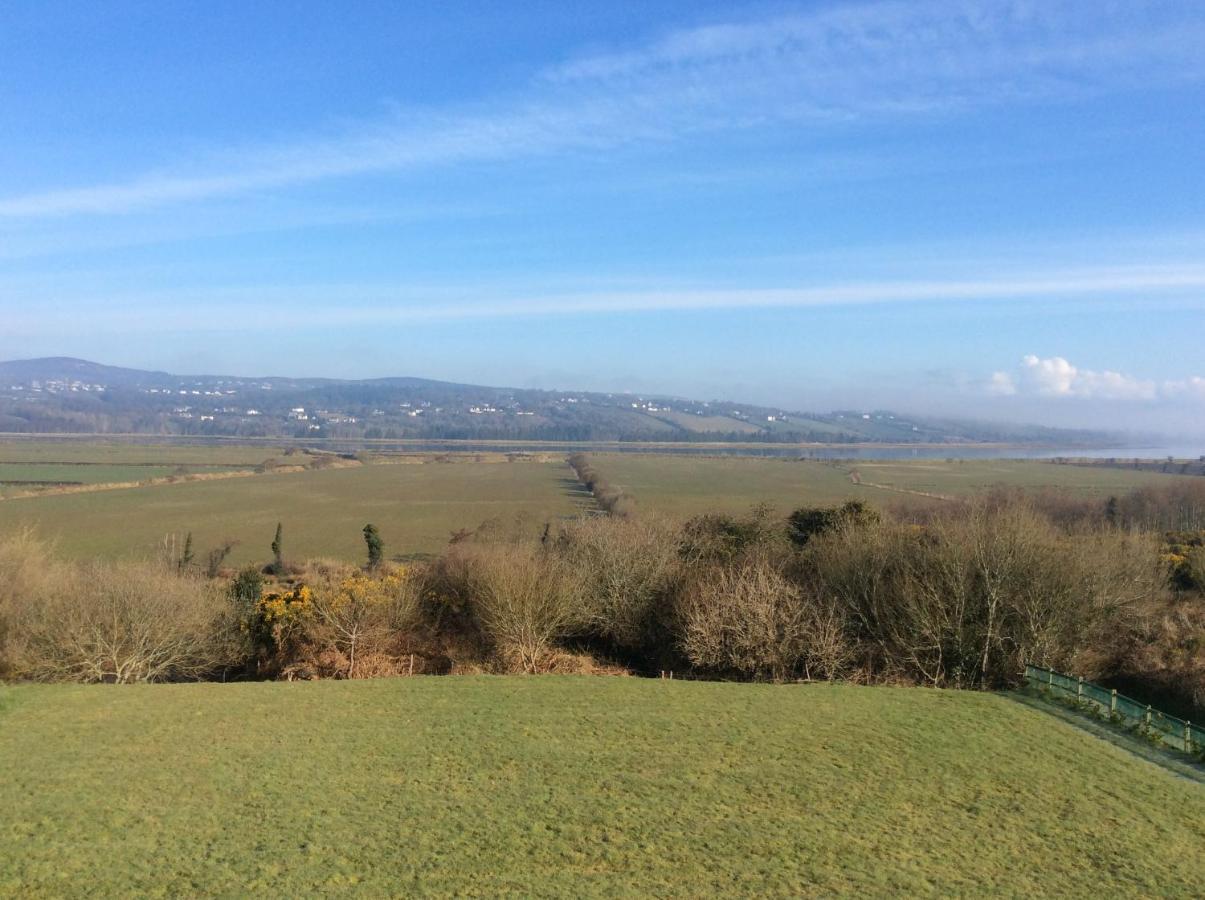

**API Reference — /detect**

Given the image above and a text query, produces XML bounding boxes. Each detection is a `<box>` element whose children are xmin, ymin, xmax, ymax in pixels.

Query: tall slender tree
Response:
<box><xmin>363</xmin><ymin>524</ymin><xmax>383</xmax><ymax>570</ymax></box>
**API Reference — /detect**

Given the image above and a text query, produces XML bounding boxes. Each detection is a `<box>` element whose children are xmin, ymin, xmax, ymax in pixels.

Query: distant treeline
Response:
<box><xmin>1052</xmin><ymin>457</ymin><xmax>1205</xmax><ymax>477</ymax></box>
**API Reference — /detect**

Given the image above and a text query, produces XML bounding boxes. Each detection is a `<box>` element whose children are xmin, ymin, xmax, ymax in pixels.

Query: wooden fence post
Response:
<box><xmin>1186</xmin><ymin>722</ymin><xmax>1193</xmax><ymax>754</ymax></box>
<box><xmin>1110</xmin><ymin>689</ymin><xmax>1117</xmax><ymax>715</ymax></box>
<box><xmin>1077</xmin><ymin>677</ymin><xmax>1083</xmax><ymax>701</ymax></box>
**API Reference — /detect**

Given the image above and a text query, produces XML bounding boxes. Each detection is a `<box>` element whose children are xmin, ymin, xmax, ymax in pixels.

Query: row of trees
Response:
<box><xmin>5</xmin><ymin>487</ymin><xmax>1198</xmax><ymax>708</ymax></box>
<box><xmin>567</xmin><ymin>453</ymin><xmax>635</xmax><ymax>517</ymax></box>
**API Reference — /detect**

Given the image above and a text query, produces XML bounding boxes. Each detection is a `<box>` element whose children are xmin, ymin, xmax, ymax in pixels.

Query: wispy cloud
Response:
<box><xmin>2</xmin><ymin>1</ymin><xmax>1202</xmax><ymax>219</ymax></box>
<box><xmin>4</xmin><ymin>262</ymin><xmax>1204</xmax><ymax>335</ymax></box>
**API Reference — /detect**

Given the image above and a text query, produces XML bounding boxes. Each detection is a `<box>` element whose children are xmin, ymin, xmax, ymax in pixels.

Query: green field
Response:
<box><xmin>0</xmin><ymin>440</ymin><xmax>281</xmax><ymax>466</ymax></box>
<box><xmin>1</xmin><ymin>441</ymin><xmax>1201</xmax><ymax>562</ymax></box>
<box><xmin>594</xmin><ymin>454</ymin><xmax>1202</xmax><ymax>518</ymax></box>
<box><xmin>0</xmin><ymin>678</ymin><xmax>1201</xmax><ymax>896</ymax></box>
<box><xmin>0</xmin><ymin>463</ymin><xmax>255</xmax><ymax>498</ymax></box>
<box><xmin>0</xmin><ymin>458</ymin><xmax>582</xmax><ymax>564</ymax></box>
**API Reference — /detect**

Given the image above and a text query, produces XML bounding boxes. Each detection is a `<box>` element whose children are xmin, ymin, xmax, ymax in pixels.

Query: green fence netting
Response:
<box><xmin>1024</xmin><ymin>664</ymin><xmax>1204</xmax><ymax>755</ymax></box>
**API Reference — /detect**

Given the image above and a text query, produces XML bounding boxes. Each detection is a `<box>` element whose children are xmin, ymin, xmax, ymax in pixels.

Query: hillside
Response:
<box><xmin>1</xmin><ymin>678</ymin><xmax>1202</xmax><ymax>896</ymax></box>
<box><xmin>0</xmin><ymin>357</ymin><xmax>1116</xmax><ymax>445</ymax></box>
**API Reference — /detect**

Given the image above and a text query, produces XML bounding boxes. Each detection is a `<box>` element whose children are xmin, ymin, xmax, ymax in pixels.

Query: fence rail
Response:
<box><xmin>1024</xmin><ymin>664</ymin><xmax>1205</xmax><ymax>757</ymax></box>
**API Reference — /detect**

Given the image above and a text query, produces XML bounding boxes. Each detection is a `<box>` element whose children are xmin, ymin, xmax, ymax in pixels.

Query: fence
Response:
<box><xmin>1024</xmin><ymin>664</ymin><xmax>1205</xmax><ymax>757</ymax></box>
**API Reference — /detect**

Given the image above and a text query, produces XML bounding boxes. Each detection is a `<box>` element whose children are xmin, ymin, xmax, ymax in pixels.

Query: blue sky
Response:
<box><xmin>1</xmin><ymin>1</ymin><xmax>1204</xmax><ymax>435</ymax></box>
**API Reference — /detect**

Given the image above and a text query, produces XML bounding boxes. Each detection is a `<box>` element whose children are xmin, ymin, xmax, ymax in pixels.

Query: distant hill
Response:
<box><xmin>0</xmin><ymin>357</ymin><xmax>1119</xmax><ymax>445</ymax></box>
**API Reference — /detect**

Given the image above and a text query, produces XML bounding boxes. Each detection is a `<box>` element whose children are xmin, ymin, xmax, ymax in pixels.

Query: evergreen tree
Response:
<box><xmin>271</xmin><ymin>522</ymin><xmax>284</xmax><ymax>574</ymax></box>
<box><xmin>363</xmin><ymin>523</ymin><xmax>383</xmax><ymax>569</ymax></box>
<box><xmin>179</xmin><ymin>532</ymin><xmax>194</xmax><ymax>572</ymax></box>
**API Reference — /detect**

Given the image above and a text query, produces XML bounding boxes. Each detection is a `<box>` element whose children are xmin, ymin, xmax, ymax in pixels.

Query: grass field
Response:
<box><xmin>0</xmin><ymin>458</ymin><xmax>582</xmax><ymax>564</ymax></box>
<box><xmin>593</xmin><ymin>454</ymin><xmax>1202</xmax><ymax>518</ymax></box>
<box><xmin>0</xmin><ymin>440</ymin><xmax>281</xmax><ymax>466</ymax></box>
<box><xmin>1</xmin><ymin>441</ymin><xmax>1201</xmax><ymax>561</ymax></box>
<box><xmin>0</xmin><ymin>678</ymin><xmax>1201</xmax><ymax>896</ymax></box>
<box><xmin>0</xmin><ymin>463</ymin><xmax>254</xmax><ymax>498</ymax></box>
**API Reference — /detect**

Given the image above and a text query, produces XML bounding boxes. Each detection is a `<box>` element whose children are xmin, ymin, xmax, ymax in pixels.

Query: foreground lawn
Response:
<box><xmin>1</xmin><ymin>679</ymin><xmax>1202</xmax><ymax>897</ymax></box>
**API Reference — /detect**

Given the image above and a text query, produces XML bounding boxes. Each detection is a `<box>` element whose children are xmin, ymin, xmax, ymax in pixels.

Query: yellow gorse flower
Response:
<box><xmin>257</xmin><ymin>584</ymin><xmax>312</xmax><ymax>623</ymax></box>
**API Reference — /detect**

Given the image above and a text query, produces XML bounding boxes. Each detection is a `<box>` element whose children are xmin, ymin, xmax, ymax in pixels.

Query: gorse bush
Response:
<box><xmin>307</xmin><ymin>570</ymin><xmax>420</xmax><ymax>678</ymax></box>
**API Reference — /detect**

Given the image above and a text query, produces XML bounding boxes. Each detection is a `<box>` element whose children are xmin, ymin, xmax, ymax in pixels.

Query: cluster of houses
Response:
<box><xmin>7</xmin><ymin>379</ymin><xmax>106</xmax><ymax>394</ymax></box>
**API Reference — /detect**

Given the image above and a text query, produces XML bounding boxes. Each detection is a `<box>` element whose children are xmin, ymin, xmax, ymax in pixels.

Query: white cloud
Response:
<box><xmin>2</xmin><ymin>1</ymin><xmax>1203</xmax><ymax>218</ymax></box>
<box><xmin>990</xmin><ymin>354</ymin><xmax>1203</xmax><ymax>402</ymax></box>
<box><xmin>986</xmin><ymin>371</ymin><xmax>1017</xmax><ymax>396</ymax></box>
<box><xmin>1163</xmin><ymin>376</ymin><xmax>1205</xmax><ymax>399</ymax></box>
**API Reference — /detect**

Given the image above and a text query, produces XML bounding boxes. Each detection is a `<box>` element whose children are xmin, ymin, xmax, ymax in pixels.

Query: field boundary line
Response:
<box><xmin>1021</xmin><ymin>664</ymin><xmax>1205</xmax><ymax>772</ymax></box>
<box><xmin>1006</xmin><ymin>691</ymin><xmax>1205</xmax><ymax>784</ymax></box>
<box><xmin>843</xmin><ymin>467</ymin><xmax>955</xmax><ymax>501</ymax></box>
<box><xmin>0</xmin><ymin>467</ymin><xmax>274</xmax><ymax>501</ymax></box>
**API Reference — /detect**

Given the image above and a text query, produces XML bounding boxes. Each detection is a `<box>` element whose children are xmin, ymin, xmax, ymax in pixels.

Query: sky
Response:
<box><xmin>1</xmin><ymin>0</ymin><xmax>1204</xmax><ymax>437</ymax></box>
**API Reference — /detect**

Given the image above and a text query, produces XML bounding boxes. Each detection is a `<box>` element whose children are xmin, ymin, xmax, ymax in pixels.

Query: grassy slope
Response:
<box><xmin>597</xmin><ymin>454</ymin><xmax>1202</xmax><ymax>518</ymax></box>
<box><xmin>0</xmin><ymin>679</ymin><xmax>1201</xmax><ymax>897</ymax></box>
<box><xmin>0</xmin><ymin>460</ymin><xmax>582</xmax><ymax>563</ymax></box>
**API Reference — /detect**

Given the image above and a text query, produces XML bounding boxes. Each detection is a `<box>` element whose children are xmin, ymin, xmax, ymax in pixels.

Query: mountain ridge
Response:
<box><xmin>0</xmin><ymin>357</ymin><xmax>1121</xmax><ymax>446</ymax></box>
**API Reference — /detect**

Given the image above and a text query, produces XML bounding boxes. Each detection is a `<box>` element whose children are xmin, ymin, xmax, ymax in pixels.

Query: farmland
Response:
<box><xmin>0</xmin><ymin>440</ymin><xmax>281</xmax><ymax>465</ymax></box>
<box><xmin>0</xmin><ymin>451</ymin><xmax>582</xmax><ymax>564</ymax></box>
<box><xmin>0</xmin><ymin>678</ymin><xmax>1201</xmax><ymax>897</ymax></box>
<box><xmin>0</xmin><ymin>441</ymin><xmax>276</xmax><ymax>498</ymax></box>
<box><xmin>1</xmin><ymin>440</ymin><xmax>1202</xmax><ymax>562</ymax></box>
<box><xmin>588</xmin><ymin>454</ymin><xmax>1202</xmax><ymax>518</ymax></box>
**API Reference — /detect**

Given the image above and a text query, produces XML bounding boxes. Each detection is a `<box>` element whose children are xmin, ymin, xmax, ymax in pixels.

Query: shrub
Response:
<box><xmin>677</xmin><ymin>556</ymin><xmax>817</xmax><ymax>681</ymax></box>
<box><xmin>788</xmin><ymin>500</ymin><xmax>879</xmax><ymax>546</ymax></box>
<box><xmin>204</xmin><ymin>539</ymin><xmax>237</xmax><ymax>578</ymax></box>
<box><xmin>0</xmin><ymin>530</ymin><xmax>68</xmax><ymax>678</ymax></box>
<box><xmin>307</xmin><ymin>570</ymin><xmax>420</xmax><ymax>677</ymax></box>
<box><xmin>679</xmin><ymin>504</ymin><xmax>786</xmax><ymax>565</ymax></box>
<box><xmin>557</xmin><ymin>516</ymin><xmax>680</xmax><ymax>653</ymax></box>
<box><xmin>450</xmin><ymin>544</ymin><xmax>581</xmax><ymax>672</ymax></box>
<box><xmin>13</xmin><ymin>561</ymin><xmax>233</xmax><ymax>683</ymax></box>
<box><xmin>806</xmin><ymin>497</ymin><xmax>1166</xmax><ymax>688</ymax></box>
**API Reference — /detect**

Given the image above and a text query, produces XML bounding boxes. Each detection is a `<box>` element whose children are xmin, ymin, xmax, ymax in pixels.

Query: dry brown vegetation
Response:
<box><xmin>1</xmin><ymin>480</ymin><xmax>1203</xmax><ymax>718</ymax></box>
<box><xmin>0</xmin><ymin>545</ymin><xmax>236</xmax><ymax>683</ymax></box>
<box><xmin>567</xmin><ymin>452</ymin><xmax>636</xmax><ymax>517</ymax></box>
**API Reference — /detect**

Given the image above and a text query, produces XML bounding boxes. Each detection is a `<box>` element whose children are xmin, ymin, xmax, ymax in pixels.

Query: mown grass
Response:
<box><xmin>0</xmin><ymin>679</ymin><xmax>1201</xmax><ymax>897</ymax></box>
<box><xmin>0</xmin><ymin>458</ymin><xmax>581</xmax><ymax>563</ymax></box>
<box><xmin>594</xmin><ymin>454</ymin><xmax>1201</xmax><ymax>518</ymax></box>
